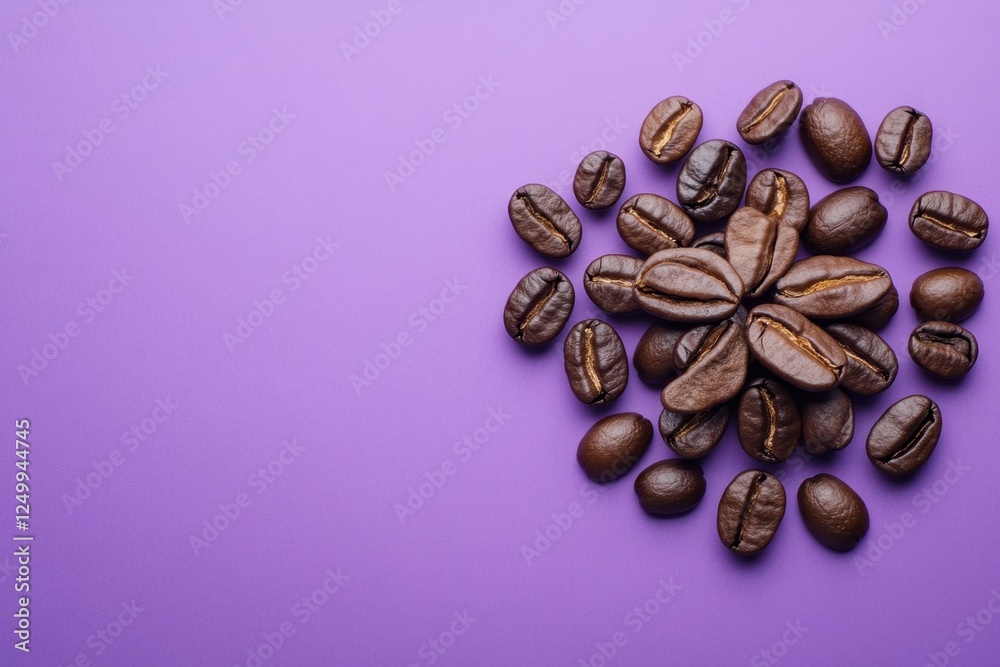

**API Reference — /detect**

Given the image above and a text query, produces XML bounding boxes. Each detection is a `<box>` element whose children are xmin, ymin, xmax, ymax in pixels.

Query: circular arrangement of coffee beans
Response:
<box><xmin>503</xmin><ymin>79</ymin><xmax>989</xmax><ymax>555</ymax></box>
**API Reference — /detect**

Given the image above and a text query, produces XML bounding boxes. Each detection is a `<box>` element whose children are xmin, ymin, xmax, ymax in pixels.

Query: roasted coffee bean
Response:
<box><xmin>910</xmin><ymin>267</ymin><xmax>984</xmax><ymax>323</ymax></box>
<box><xmin>909</xmin><ymin>322</ymin><xmax>978</xmax><ymax>379</ymax></box>
<box><xmin>577</xmin><ymin>413</ymin><xmax>653</xmax><ymax>482</ymax></box>
<box><xmin>583</xmin><ymin>254</ymin><xmax>644</xmax><ymax>314</ymax></box>
<box><xmin>574</xmin><ymin>151</ymin><xmax>626</xmax><ymax>210</ymax></box>
<box><xmin>823</xmin><ymin>323</ymin><xmax>898</xmax><ymax>395</ymax></box>
<box><xmin>616</xmin><ymin>194</ymin><xmax>695</xmax><ymax>256</ymax></box>
<box><xmin>866</xmin><ymin>395</ymin><xmax>942</xmax><ymax>476</ymax></box>
<box><xmin>503</xmin><ymin>267</ymin><xmax>575</xmax><ymax>346</ymax></box>
<box><xmin>804</xmin><ymin>187</ymin><xmax>887</xmax><ymax>255</ymax></box>
<box><xmin>798</xmin><ymin>474</ymin><xmax>869</xmax><ymax>550</ymax></box>
<box><xmin>875</xmin><ymin>106</ymin><xmax>932</xmax><ymax>174</ymax></box>
<box><xmin>634</xmin><ymin>459</ymin><xmax>706</xmax><ymax>515</ymax></box>
<box><xmin>662</xmin><ymin>320</ymin><xmax>748</xmax><ymax>413</ymax></box>
<box><xmin>563</xmin><ymin>319</ymin><xmax>628</xmax><ymax>404</ymax></box>
<box><xmin>639</xmin><ymin>96</ymin><xmax>704</xmax><ymax>165</ymax></box>
<box><xmin>800</xmin><ymin>389</ymin><xmax>854</xmax><ymax>455</ymax></box>
<box><xmin>717</xmin><ymin>470</ymin><xmax>786</xmax><ymax>555</ymax></box>
<box><xmin>676</xmin><ymin>140</ymin><xmax>747</xmax><ymax>223</ymax></box>
<box><xmin>508</xmin><ymin>184</ymin><xmax>582</xmax><ymax>258</ymax></box>
<box><xmin>799</xmin><ymin>97</ymin><xmax>872</xmax><ymax>182</ymax></box>
<box><xmin>846</xmin><ymin>285</ymin><xmax>899</xmax><ymax>330</ymax></box>
<box><xmin>724</xmin><ymin>206</ymin><xmax>799</xmax><ymax>298</ymax></box>
<box><xmin>774</xmin><ymin>256</ymin><xmax>892</xmax><ymax>319</ymax></box>
<box><xmin>737</xmin><ymin>80</ymin><xmax>803</xmax><ymax>145</ymax></box>
<box><xmin>909</xmin><ymin>191</ymin><xmax>989</xmax><ymax>252</ymax></box>
<box><xmin>745</xmin><ymin>168</ymin><xmax>810</xmax><ymax>232</ymax></box>
<box><xmin>737</xmin><ymin>377</ymin><xmax>801</xmax><ymax>463</ymax></box>
<box><xmin>659</xmin><ymin>405</ymin><xmax>730</xmax><ymax>459</ymax></box>
<box><xmin>634</xmin><ymin>248</ymin><xmax>744</xmax><ymax>322</ymax></box>
<box><xmin>633</xmin><ymin>323</ymin><xmax>686</xmax><ymax>384</ymax></box>
<box><xmin>690</xmin><ymin>231</ymin><xmax>727</xmax><ymax>258</ymax></box>
<box><xmin>745</xmin><ymin>304</ymin><xmax>846</xmax><ymax>391</ymax></box>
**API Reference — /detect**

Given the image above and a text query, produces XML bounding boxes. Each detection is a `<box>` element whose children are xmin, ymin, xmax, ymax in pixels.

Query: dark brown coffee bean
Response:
<box><xmin>910</xmin><ymin>267</ymin><xmax>984</xmax><ymax>323</ymax></box>
<box><xmin>583</xmin><ymin>254</ymin><xmax>644</xmax><ymax>314</ymax></box>
<box><xmin>677</xmin><ymin>140</ymin><xmax>747</xmax><ymax>223</ymax></box>
<box><xmin>659</xmin><ymin>405</ymin><xmax>730</xmax><ymax>459</ymax></box>
<box><xmin>717</xmin><ymin>470</ymin><xmax>786</xmax><ymax>555</ymax></box>
<box><xmin>799</xmin><ymin>97</ymin><xmax>872</xmax><ymax>182</ymax></box>
<box><xmin>823</xmin><ymin>323</ymin><xmax>898</xmax><ymax>395</ymax></box>
<box><xmin>909</xmin><ymin>191</ymin><xmax>989</xmax><ymax>252</ymax></box>
<box><xmin>909</xmin><ymin>321</ymin><xmax>978</xmax><ymax>379</ymax></box>
<box><xmin>634</xmin><ymin>248</ymin><xmax>744</xmax><ymax>322</ymax></box>
<box><xmin>800</xmin><ymin>389</ymin><xmax>854</xmax><ymax>455</ymax></box>
<box><xmin>867</xmin><ymin>395</ymin><xmax>941</xmax><ymax>476</ymax></box>
<box><xmin>639</xmin><ymin>96</ymin><xmax>703</xmax><ymax>165</ymax></box>
<box><xmin>724</xmin><ymin>206</ymin><xmax>799</xmax><ymax>298</ymax></box>
<box><xmin>508</xmin><ymin>184</ymin><xmax>582</xmax><ymax>258</ymax></box>
<box><xmin>798</xmin><ymin>474</ymin><xmax>869</xmax><ymax>550</ymax></box>
<box><xmin>662</xmin><ymin>320</ymin><xmax>748</xmax><ymax>413</ymax></box>
<box><xmin>745</xmin><ymin>304</ymin><xmax>846</xmax><ymax>391</ymax></box>
<box><xmin>774</xmin><ymin>256</ymin><xmax>893</xmax><ymax>319</ymax></box>
<box><xmin>745</xmin><ymin>168</ymin><xmax>810</xmax><ymax>232</ymax></box>
<box><xmin>737</xmin><ymin>377</ymin><xmax>801</xmax><ymax>463</ymax></box>
<box><xmin>563</xmin><ymin>319</ymin><xmax>628</xmax><ymax>404</ymax></box>
<box><xmin>633</xmin><ymin>323</ymin><xmax>686</xmax><ymax>384</ymax></box>
<box><xmin>616</xmin><ymin>194</ymin><xmax>695</xmax><ymax>256</ymax></box>
<box><xmin>577</xmin><ymin>413</ymin><xmax>653</xmax><ymax>483</ymax></box>
<box><xmin>737</xmin><ymin>80</ymin><xmax>803</xmax><ymax>145</ymax></box>
<box><xmin>875</xmin><ymin>106</ymin><xmax>932</xmax><ymax>174</ymax></box>
<box><xmin>503</xmin><ymin>267</ymin><xmax>575</xmax><ymax>346</ymax></box>
<box><xmin>846</xmin><ymin>285</ymin><xmax>899</xmax><ymax>330</ymax></box>
<box><xmin>633</xmin><ymin>459</ymin><xmax>706</xmax><ymax>515</ymax></box>
<box><xmin>690</xmin><ymin>231</ymin><xmax>727</xmax><ymax>258</ymax></box>
<box><xmin>574</xmin><ymin>151</ymin><xmax>626</xmax><ymax>210</ymax></box>
<box><xmin>804</xmin><ymin>187</ymin><xmax>887</xmax><ymax>255</ymax></box>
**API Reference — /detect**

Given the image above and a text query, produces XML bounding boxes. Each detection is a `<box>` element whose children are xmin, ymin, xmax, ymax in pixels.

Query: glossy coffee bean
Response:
<box><xmin>745</xmin><ymin>168</ymin><xmax>810</xmax><ymax>232</ymax></box>
<box><xmin>639</xmin><ymin>96</ymin><xmax>703</xmax><ymax>165</ymax></box>
<box><xmin>799</xmin><ymin>97</ymin><xmax>872</xmax><ymax>182</ymax></box>
<box><xmin>574</xmin><ymin>151</ymin><xmax>626</xmax><ymax>210</ymax></box>
<box><xmin>634</xmin><ymin>459</ymin><xmax>706</xmax><ymax>516</ymax></box>
<box><xmin>583</xmin><ymin>254</ymin><xmax>644</xmax><ymax>314</ymax></box>
<box><xmin>676</xmin><ymin>140</ymin><xmax>747</xmax><ymax>223</ymax></box>
<box><xmin>798</xmin><ymin>474</ymin><xmax>869</xmax><ymax>550</ymax></box>
<box><xmin>737</xmin><ymin>80</ymin><xmax>803</xmax><ymax>145</ymax></box>
<box><xmin>866</xmin><ymin>395</ymin><xmax>941</xmax><ymax>476</ymax></box>
<box><xmin>800</xmin><ymin>388</ymin><xmax>854</xmax><ymax>455</ymax></box>
<box><xmin>909</xmin><ymin>191</ymin><xmax>989</xmax><ymax>252</ymax></box>
<box><xmin>804</xmin><ymin>187</ymin><xmax>887</xmax><ymax>255</ymax></box>
<box><xmin>910</xmin><ymin>267</ymin><xmax>984</xmax><ymax>323</ymax></box>
<box><xmin>909</xmin><ymin>321</ymin><xmax>978</xmax><ymax>379</ymax></box>
<box><xmin>717</xmin><ymin>470</ymin><xmax>786</xmax><ymax>555</ymax></box>
<box><xmin>745</xmin><ymin>304</ymin><xmax>846</xmax><ymax>391</ymax></box>
<box><xmin>634</xmin><ymin>248</ymin><xmax>744</xmax><ymax>323</ymax></box>
<box><xmin>846</xmin><ymin>284</ymin><xmax>899</xmax><ymax>330</ymax></box>
<box><xmin>633</xmin><ymin>323</ymin><xmax>686</xmax><ymax>384</ymax></box>
<box><xmin>616</xmin><ymin>194</ymin><xmax>695</xmax><ymax>256</ymax></box>
<box><xmin>659</xmin><ymin>405</ymin><xmax>730</xmax><ymax>459</ymax></box>
<box><xmin>503</xmin><ymin>267</ymin><xmax>575</xmax><ymax>346</ymax></box>
<box><xmin>577</xmin><ymin>413</ymin><xmax>653</xmax><ymax>483</ymax></box>
<box><xmin>690</xmin><ymin>231</ymin><xmax>727</xmax><ymax>258</ymax></box>
<box><xmin>774</xmin><ymin>256</ymin><xmax>892</xmax><ymax>319</ymax></box>
<box><xmin>508</xmin><ymin>184</ymin><xmax>582</xmax><ymax>258</ymax></box>
<box><xmin>823</xmin><ymin>323</ymin><xmax>898</xmax><ymax>395</ymax></box>
<box><xmin>875</xmin><ymin>106</ymin><xmax>932</xmax><ymax>174</ymax></box>
<box><xmin>563</xmin><ymin>319</ymin><xmax>628</xmax><ymax>405</ymax></box>
<box><xmin>662</xmin><ymin>319</ymin><xmax>748</xmax><ymax>413</ymax></box>
<box><xmin>737</xmin><ymin>377</ymin><xmax>801</xmax><ymax>463</ymax></box>
<box><xmin>724</xmin><ymin>206</ymin><xmax>799</xmax><ymax>298</ymax></box>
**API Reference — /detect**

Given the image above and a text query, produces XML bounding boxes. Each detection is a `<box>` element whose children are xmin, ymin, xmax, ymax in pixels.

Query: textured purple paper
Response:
<box><xmin>2</xmin><ymin>1</ymin><xmax>999</xmax><ymax>665</ymax></box>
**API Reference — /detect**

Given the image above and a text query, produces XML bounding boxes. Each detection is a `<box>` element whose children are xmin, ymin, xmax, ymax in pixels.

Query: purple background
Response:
<box><xmin>2</xmin><ymin>1</ymin><xmax>999</xmax><ymax>665</ymax></box>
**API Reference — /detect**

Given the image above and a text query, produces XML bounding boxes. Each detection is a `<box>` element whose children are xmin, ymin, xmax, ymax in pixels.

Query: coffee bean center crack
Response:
<box><xmin>623</xmin><ymin>204</ymin><xmax>680</xmax><ymax>244</ymax></box>
<box><xmin>516</xmin><ymin>277</ymin><xmax>562</xmax><ymax>340</ymax></box>
<box><xmin>777</xmin><ymin>272</ymin><xmax>887</xmax><ymax>297</ymax></box>
<box><xmin>880</xmin><ymin>410</ymin><xmax>937</xmax><ymax>463</ymax></box>
<box><xmin>516</xmin><ymin>193</ymin><xmax>571</xmax><ymax>248</ymax></box>
<box><xmin>756</xmin><ymin>318</ymin><xmax>843</xmax><ymax>376</ymax></box>
<box><xmin>731</xmin><ymin>473</ymin><xmax>767</xmax><ymax>548</ymax></box>
<box><xmin>585</xmin><ymin>156</ymin><xmax>615</xmax><ymax>206</ymax></box>
<box><xmin>741</xmin><ymin>84</ymin><xmax>793</xmax><ymax>133</ymax></box>
<box><xmin>650</xmin><ymin>103</ymin><xmax>693</xmax><ymax>157</ymax></box>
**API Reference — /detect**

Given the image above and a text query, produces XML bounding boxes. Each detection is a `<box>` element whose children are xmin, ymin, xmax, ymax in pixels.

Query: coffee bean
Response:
<box><xmin>577</xmin><ymin>413</ymin><xmax>653</xmax><ymax>482</ymax></box>
<box><xmin>804</xmin><ymin>187</ymin><xmax>887</xmax><ymax>255</ymax></box>
<box><xmin>745</xmin><ymin>168</ymin><xmax>810</xmax><ymax>232</ymax></box>
<box><xmin>737</xmin><ymin>80</ymin><xmax>803</xmax><ymax>145</ymax></box>
<box><xmin>639</xmin><ymin>96</ymin><xmax>704</xmax><ymax>165</ymax></box>
<box><xmin>633</xmin><ymin>323</ymin><xmax>686</xmax><ymax>384</ymax></box>
<box><xmin>823</xmin><ymin>323</ymin><xmax>898</xmax><ymax>395</ymax></box>
<box><xmin>659</xmin><ymin>405</ymin><xmax>730</xmax><ymax>459</ymax></box>
<box><xmin>910</xmin><ymin>267</ymin><xmax>984</xmax><ymax>323</ymax></box>
<box><xmin>908</xmin><ymin>321</ymin><xmax>978</xmax><ymax>379</ymax></box>
<box><xmin>677</xmin><ymin>140</ymin><xmax>747</xmax><ymax>223</ymax></box>
<box><xmin>690</xmin><ymin>231</ymin><xmax>727</xmax><ymax>258</ymax></box>
<box><xmin>634</xmin><ymin>248</ymin><xmax>745</xmax><ymax>322</ymax></box>
<box><xmin>508</xmin><ymin>184</ymin><xmax>582</xmax><ymax>258</ymax></box>
<box><xmin>773</xmin><ymin>255</ymin><xmax>893</xmax><ymax>320</ymax></box>
<box><xmin>800</xmin><ymin>388</ymin><xmax>854</xmax><ymax>455</ymax></box>
<box><xmin>563</xmin><ymin>319</ymin><xmax>628</xmax><ymax>404</ymax></box>
<box><xmin>745</xmin><ymin>304</ymin><xmax>847</xmax><ymax>391</ymax></box>
<box><xmin>662</xmin><ymin>319</ymin><xmax>749</xmax><ymax>413</ymax></box>
<box><xmin>717</xmin><ymin>470</ymin><xmax>786</xmax><ymax>555</ymax></box>
<box><xmin>633</xmin><ymin>459</ymin><xmax>706</xmax><ymax>515</ymax></box>
<box><xmin>724</xmin><ymin>206</ymin><xmax>799</xmax><ymax>298</ymax></box>
<box><xmin>866</xmin><ymin>395</ymin><xmax>942</xmax><ymax>476</ymax></box>
<box><xmin>737</xmin><ymin>377</ymin><xmax>801</xmax><ymax>463</ymax></box>
<box><xmin>616</xmin><ymin>194</ymin><xmax>695</xmax><ymax>256</ymax></box>
<box><xmin>503</xmin><ymin>267</ymin><xmax>575</xmax><ymax>346</ymax></box>
<box><xmin>846</xmin><ymin>284</ymin><xmax>899</xmax><ymax>330</ymax></box>
<box><xmin>875</xmin><ymin>106</ymin><xmax>932</xmax><ymax>174</ymax></box>
<box><xmin>799</xmin><ymin>97</ymin><xmax>872</xmax><ymax>182</ymax></box>
<box><xmin>583</xmin><ymin>254</ymin><xmax>644</xmax><ymax>314</ymax></box>
<box><xmin>798</xmin><ymin>474</ymin><xmax>869</xmax><ymax>550</ymax></box>
<box><xmin>574</xmin><ymin>150</ymin><xmax>626</xmax><ymax>210</ymax></box>
<box><xmin>909</xmin><ymin>191</ymin><xmax>989</xmax><ymax>252</ymax></box>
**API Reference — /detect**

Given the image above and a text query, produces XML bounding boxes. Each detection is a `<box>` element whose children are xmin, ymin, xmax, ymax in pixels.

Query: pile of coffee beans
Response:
<box><xmin>503</xmin><ymin>80</ymin><xmax>988</xmax><ymax>555</ymax></box>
